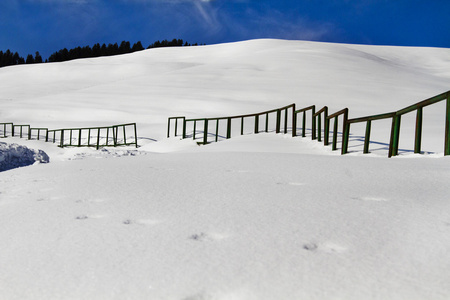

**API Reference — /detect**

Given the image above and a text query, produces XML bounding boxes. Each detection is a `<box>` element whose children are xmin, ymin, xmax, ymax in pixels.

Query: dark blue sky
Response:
<box><xmin>1</xmin><ymin>0</ymin><xmax>449</xmax><ymax>59</ymax></box>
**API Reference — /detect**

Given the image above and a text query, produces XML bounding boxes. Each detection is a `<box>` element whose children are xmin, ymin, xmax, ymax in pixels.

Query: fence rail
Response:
<box><xmin>1</xmin><ymin>122</ymin><xmax>138</xmax><ymax>149</ymax></box>
<box><xmin>167</xmin><ymin>90</ymin><xmax>450</xmax><ymax>157</ymax></box>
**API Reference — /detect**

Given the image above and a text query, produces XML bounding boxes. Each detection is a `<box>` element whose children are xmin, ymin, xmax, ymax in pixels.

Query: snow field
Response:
<box><xmin>1</xmin><ymin>39</ymin><xmax>450</xmax><ymax>299</ymax></box>
<box><xmin>0</xmin><ymin>146</ymin><xmax>449</xmax><ymax>299</ymax></box>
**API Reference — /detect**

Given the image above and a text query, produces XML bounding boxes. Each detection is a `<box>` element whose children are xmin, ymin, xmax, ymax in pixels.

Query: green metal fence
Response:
<box><xmin>0</xmin><ymin>123</ymin><xmax>13</xmax><ymax>138</ymax></box>
<box><xmin>1</xmin><ymin>122</ymin><xmax>138</xmax><ymax>149</ymax></box>
<box><xmin>167</xmin><ymin>90</ymin><xmax>450</xmax><ymax>157</ymax></box>
<box><xmin>168</xmin><ymin>104</ymin><xmax>297</xmax><ymax>144</ymax></box>
<box><xmin>294</xmin><ymin>105</ymin><xmax>316</xmax><ymax>139</ymax></box>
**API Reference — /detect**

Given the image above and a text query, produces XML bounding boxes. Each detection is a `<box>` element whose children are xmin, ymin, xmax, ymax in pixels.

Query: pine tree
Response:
<box><xmin>119</xmin><ymin>41</ymin><xmax>131</xmax><ymax>54</ymax></box>
<box><xmin>132</xmin><ymin>41</ymin><xmax>144</xmax><ymax>52</ymax></box>
<box><xmin>34</xmin><ymin>51</ymin><xmax>43</xmax><ymax>63</ymax></box>
<box><xmin>26</xmin><ymin>54</ymin><xmax>35</xmax><ymax>64</ymax></box>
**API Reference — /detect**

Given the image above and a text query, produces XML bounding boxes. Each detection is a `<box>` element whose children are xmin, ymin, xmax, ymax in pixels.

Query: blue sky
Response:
<box><xmin>1</xmin><ymin>0</ymin><xmax>449</xmax><ymax>59</ymax></box>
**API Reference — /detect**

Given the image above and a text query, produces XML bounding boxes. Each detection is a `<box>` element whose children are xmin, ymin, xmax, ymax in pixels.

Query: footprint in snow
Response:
<box><xmin>76</xmin><ymin>214</ymin><xmax>104</xmax><ymax>220</ymax></box>
<box><xmin>189</xmin><ymin>232</ymin><xmax>228</xmax><ymax>242</ymax></box>
<box><xmin>303</xmin><ymin>242</ymin><xmax>347</xmax><ymax>253</ymax></box>
<box><xmin>122</xmin><ymin>219</ymin><xmax>161</xmax><ymax>226</ymax></box>
<box><xmin>189</xmin><ymin>233</ymin><xmax>210</xmax><ymax>241</ymax></box>
<box><xmin>303</xmin><ymin>243</ymin><xmax>318</xmax><ymax>251</ymax></box>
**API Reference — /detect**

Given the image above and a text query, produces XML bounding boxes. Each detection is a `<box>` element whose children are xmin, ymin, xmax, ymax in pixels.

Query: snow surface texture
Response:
<box><xmin>0</xmin><ymin>142</ymin><xmax>49</xmax><ymax>171</ymax></box>
<box><xmin>0</xmin><ymin>39</ymin><xmax>450</xmax><ymax>299</ymax></box>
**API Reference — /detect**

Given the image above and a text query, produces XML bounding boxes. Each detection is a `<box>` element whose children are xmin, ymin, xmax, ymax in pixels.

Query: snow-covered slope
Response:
<box><xmin>1</xmin><ymin>39</ymin><xmax>449</xmax><ymax>140</ymax></box>
<box><xmin>0</xmin><ymin>39</ymin><xmax>449</xmax><ymax>300</ymax></box>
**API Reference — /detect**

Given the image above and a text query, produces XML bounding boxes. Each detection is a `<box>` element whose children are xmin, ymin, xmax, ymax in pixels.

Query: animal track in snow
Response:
<box><xmin>303</xmin><ymin>242</ymin><xmax>347</xmax><ymax>253</ymax></box>
<box><xmin>188</xmin><ymin>232</ymin><xmax>228</xmax><ymax>242</ymax></box>
<box><xmin>75</xmin><ymin>214</ymin><xmax>105</xmax><ymax>220</ymax></box>
<box><xmin>303</xmin><ymin>243</ymin><xmax>318</xmax><ymax>251</ymax></box>
<box><xmin>189</xmin><ymin>233</ymin><xmax>209</xmax><ymax>241</ymax></box>
<box><xmin>122</xmin><ymin>219</ymin><xmax>161</xmax><ymax>226</ymax></box>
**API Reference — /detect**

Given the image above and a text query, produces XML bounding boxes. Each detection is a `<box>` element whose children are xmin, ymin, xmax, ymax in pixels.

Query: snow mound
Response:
<box><xmin>0</xmin><ymin>142</ymin><xmax>49</xmax><ymax>172</ymax></box>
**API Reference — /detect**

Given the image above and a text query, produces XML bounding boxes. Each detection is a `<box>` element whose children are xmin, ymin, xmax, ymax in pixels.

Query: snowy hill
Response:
<box><xmin>0</xmin><ymin>39</ymin><xmax>449</xmax><ymax>300</ymax></box>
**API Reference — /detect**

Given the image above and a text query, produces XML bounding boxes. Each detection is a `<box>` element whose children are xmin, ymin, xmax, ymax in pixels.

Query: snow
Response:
<box><xmin>0</xmin><ymin>142</ymin><xmax>49</xmax><ymax>172</ymax></box>
<box><xmin>0</xmin><ymin>39</ymin><xmax>450</xmax><ymax>299</ymax></box>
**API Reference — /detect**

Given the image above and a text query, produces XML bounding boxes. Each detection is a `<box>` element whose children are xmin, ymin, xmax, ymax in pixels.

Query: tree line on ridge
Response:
<box><xmin>0</xmin><ymin>39</ymin><xmax>204</xmax><ymax>68</ymax></box>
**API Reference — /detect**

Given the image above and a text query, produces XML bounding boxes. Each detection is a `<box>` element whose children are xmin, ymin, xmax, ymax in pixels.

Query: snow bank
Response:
<box><xmin>0</xmin><ymin>142</ymin><xmax>49</xmax><ymax>172</ymax></box>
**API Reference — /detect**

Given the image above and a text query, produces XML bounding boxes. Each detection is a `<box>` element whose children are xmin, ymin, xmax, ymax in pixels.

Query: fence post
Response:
<box><xmin>226</xmin><ymin>117</ymin><xmax>232</xmax><ymax>139</ymax></box>
<box><xmin>96</xmin><ymin>128</ymin><xmax>101</xmax><ymax>150</ymax></box>
<box><xmin>203</xmin><ymin>119</ymin><xmax>208</xmax><ymax>144</ymax></box>
<box><xmin>317</xmin><ymin>114</ymin><xmax>322</xmax><ymax>142</ymax></box>
<box><xmin>112</xmin><ymin>126</ymin><xmax>117</xmax><ymax>146</ymax></box>
<box><xmin>415</xmin><ymin>107</ymin><xmax>423</xmax><ymax>154</ymax></box>
<box><xmin>175</xmin><ymin>118</ymin><xmax>178</xmax><ymax>137</ymax></box>
<box><xmin>182</xmin><ymin>118</ymin><xmax>187</xmax><ymax>139</ymax></box>
<box><xmin>364</xmin><ymin>120</ymin><xmax>372</xmax><ymax>154</ymax></box>
<box><xmin>284</xmin><ymin>108</ymin><xmax>288</xmax><ymax>134</ymax></box>
<box><xmin>134</xmin><ymin>123</ymin><xmax>138</xmax><ymax>148</ymax></box>
<box><xmin>302</xmin><ymin>111</ymin><xmax>306</xmax><ymax>137</ymax></box>
<box><xmin>324</xmin><ymin>107</ymin><xmax>329</xmax><ymax>145</ymax></box>
<box><xmin>193</xmin><ymin>121</ymin><xmax>197</xmax><ymax>140</ymax></box>
<box><xmin>215</xmin><ymin>120</ymin><xmax>219</xmax><ymax>142</ymax></box>
<box><xmin>241</xmin><ymin>117</ymin><xmax>244</xmax><ymax>135</ymax></box>
<box><xmin>254</xmin><ymin>115</ymin><xmax>259</xmax><ymax>134</ymax></box>
<box><xmin>167</xmin><ymin>118</ymin><xmax>171</xmax><ymax>138</ymax></box>
<box><xmin>445</xmin><ymin>94</ymin><xmax>450</xmax><ymax>155</ymax></box>
<box><xmin>60</xmin><ymin>130</ymin><xmax>64</xmax><ymax>147</ymax></box>
<box><xmin>78</xmin><ymin>129</ymin><xmax>82</xmax><ymax>147</ymax></box>
<box><xmin>389</xmin><ymin>115</ymin><xmax>401</xmax><ymax>157</ymax></box>
<box><xmin>311</xmin><ymin>107</ymin><xmax>316</xmax><ymax>140</ymax></box>
<box><xmin>332</xmin><ymin>116</ymin><xmax>338</xmax><ymax>151</ymax></box>
<box><xmin>292</xmin><ymin>105</ymin><xmax>297</xmax><ymax>137</ymax></box>
<box><xmin>341</xmin><ymin>109</ymin><xmax>349</xmax><ymax>155</ymax></box>
<box><xmin>276</xmin><ymin>109</ymin><xmax>281</xmax><ymax>133</ymax></box>
<box><xmin>265</xmin><ymin>113</ymin><xmax>269</xmax><ymax>132</ymax></box>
